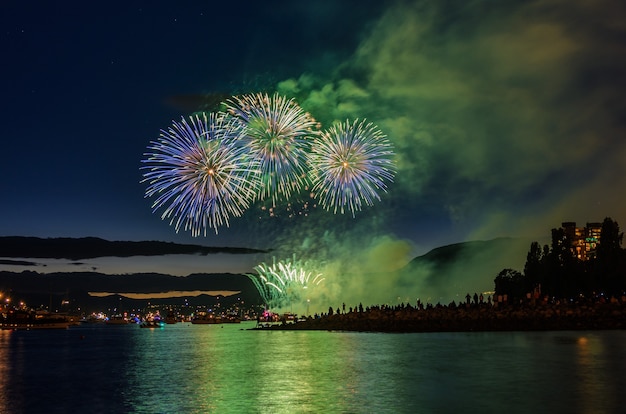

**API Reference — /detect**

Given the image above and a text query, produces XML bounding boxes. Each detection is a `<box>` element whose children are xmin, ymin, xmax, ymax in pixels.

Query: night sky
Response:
<box><xmin>2</xmin><ymin>0</ymin><xmax>625</xmax><ymax>267</ymax></box>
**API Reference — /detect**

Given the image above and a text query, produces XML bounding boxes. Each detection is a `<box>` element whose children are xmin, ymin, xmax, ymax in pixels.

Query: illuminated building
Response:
<box><xmin>561</xmin><ymin>222</ymin><xmax>602</xmax><ymax>260</ymax></box>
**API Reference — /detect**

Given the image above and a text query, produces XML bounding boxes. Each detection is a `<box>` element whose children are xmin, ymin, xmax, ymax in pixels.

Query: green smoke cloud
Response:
<box><xmin>249</xmin><ymin>0</ymin><xmax>626</xmax><ymax>310</ymax></box>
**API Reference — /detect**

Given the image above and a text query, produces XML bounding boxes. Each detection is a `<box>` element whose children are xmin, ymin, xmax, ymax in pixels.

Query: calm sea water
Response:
<box><xmin>0</xmin><ymin>323</ymin><xmax>623</xmax><ymax>414</ymax></box>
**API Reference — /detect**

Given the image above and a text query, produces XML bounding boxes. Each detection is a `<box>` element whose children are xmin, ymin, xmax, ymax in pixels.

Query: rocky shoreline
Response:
<box><xmin>253</xmin><ymin>299</ymin><xmax>626</xmax><ymax>333</ymax></box>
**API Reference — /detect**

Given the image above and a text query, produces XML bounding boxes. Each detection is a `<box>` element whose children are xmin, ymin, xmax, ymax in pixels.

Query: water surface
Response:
<box><xmin>0</xmin><ymin>323</ymin><xmax>623</xmax><ymax>413</ymax></box>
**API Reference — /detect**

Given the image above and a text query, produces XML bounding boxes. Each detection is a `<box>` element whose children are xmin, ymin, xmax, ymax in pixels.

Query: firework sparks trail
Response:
<box><xmin>246</xmin><ymin>256</ymin><xmax>325</xmax><ymax>309</ymax></box>
<box><xmin>225</xmin><ymin>92</ymin><xmax>320</xmax><ymax>205</ymax></box>
<box><xmin>141</xmin><ymin>112</ymin><xmax>261</xmax><ymax>236</ymax></box>
<box><xmin>308</xmin><ymin>119</ymin><xmax>396</xmax><ymax>216</ymax></box>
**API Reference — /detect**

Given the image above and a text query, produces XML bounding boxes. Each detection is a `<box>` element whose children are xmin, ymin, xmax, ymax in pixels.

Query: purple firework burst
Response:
<box><xmin>141</xmin><ymin>112</ymin><xmax>261</xmax><ymax>236</ymax></box>
<box><xmin>308</xmin><ymin>119</ymin><xmax>395</xmax><ymax>215</ymax></box>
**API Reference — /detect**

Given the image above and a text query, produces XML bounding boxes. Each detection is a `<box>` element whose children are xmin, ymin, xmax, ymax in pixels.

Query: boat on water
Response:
<box><xmin>164</xmin><ymin>312</ymin><xmax>178</xmax><ymax>324</ymax></box>
<box><xmin>105</xmin><ymin>315</ymin><xmax>131</xmax><ymax>325</ymax></box>
<box><xmin>221</xmin><ymin>315</ymin><xmax>241</xmax><ymax>324</ymax></box>
<box><xmin>190</xmin><ymin>317</ymin><xmax>212</xmax><ymax>324</ymax></box>
<box><xmin>191</xmin><ymin>313</ymin><xmax>241</xmax><ymax>325</ymax></box>
<box><xmin>190</xmin><ymin>312</ymin><xmax>219</xmax><ymax>324</ymax></box>
<box><xmin>138</xmin><ymin>311</ymin><xmax>165</xmax><ymax>328</ymax></box>
<box><xmin>1</xmin><ymin>320</ymin><xmax>71</xmax><ymax>330</ymax></box>
<box><xmin>80</xmin><ymin>313</ymin><xmax>106</xmax><ymax>324</ymax></box>
<box><xmin>1</xmin><ymin>309</ymin><xmax>72</xmax><ymax>330</ymax></box>
<box><xmin>140</xmin><ymin>319</ymin><xmax>165</xmax><ymax>328</ymax></box>
<box><xmin>140</xmin><ymin>313</ymin><xmax>165</xmax><ymax>328</ymax></box>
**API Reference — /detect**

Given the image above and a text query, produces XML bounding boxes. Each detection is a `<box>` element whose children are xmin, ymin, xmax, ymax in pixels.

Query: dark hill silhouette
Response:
<box><xmin>397</xmin><ymin>237</ymin><xmax>532</xmax><ymax>303</ymax></box>
<box><xmin>0</xmin><ymin>236</ymin><xmax>269</xmax><ymax>260</ymax></box>
<box><xmin>0</xmin><ymin>271</ymin><xmax>255</xmax><ymax>294</ymax></box>
<box><xmin>0</xmin><ymin>270</ymin><xmax>262</xmax><ymax>312</ymax></box>
<box><xmin>404</xmin><ymin>238</ymin><xmax>529</xmax><ymax>271</ymax></box>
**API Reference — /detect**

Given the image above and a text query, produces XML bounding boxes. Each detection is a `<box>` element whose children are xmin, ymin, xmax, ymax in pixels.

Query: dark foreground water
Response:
<box><xmin>0</xmin><ymin>323</ymin><xmax>623</xmax><ymax>414</ymax></box>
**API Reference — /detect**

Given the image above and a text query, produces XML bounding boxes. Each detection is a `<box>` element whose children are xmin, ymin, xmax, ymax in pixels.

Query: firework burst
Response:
<box><xmin>225</xmin><ymin>92</ymin><xmax>320</xmax><ymax>205</ymax></box>
<box><xmin>246</xmin><ymin>256</ymin><xmax>325</xmax><ymax>309</ymax></box>
<box><xmin>141</xmin><ymin>112</ymin><xmax>261</xmax><ymax>236</ymax></box>
<box><xmin>308</xmin><ymin>119</ymin><xmax>395</xmax><ymax>216</ymax></box>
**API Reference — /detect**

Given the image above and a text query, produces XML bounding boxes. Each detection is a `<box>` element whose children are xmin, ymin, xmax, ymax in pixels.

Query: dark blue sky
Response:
<box><xmin>0</xmin><ymin>1</ymin><xmax>389</xmax><ymax>245</ymax></box>
<box><xmin>2</xmin><ymin>0</ymin><xmax>625</xmax><ymax>262</ymax></box>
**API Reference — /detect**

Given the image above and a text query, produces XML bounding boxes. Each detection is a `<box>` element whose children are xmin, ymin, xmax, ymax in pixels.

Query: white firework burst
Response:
<box><xmin>225</xmin><ymin>92</ymin><xmax>320</xmax><ymax>205</ymax></box>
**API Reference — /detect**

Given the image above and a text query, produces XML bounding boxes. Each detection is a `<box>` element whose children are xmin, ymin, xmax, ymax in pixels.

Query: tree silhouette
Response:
<box><xmin>494</xmin><ymin>268</ymin><xmax>525</xmax><ymax>299</ymax></box>
<box><xmin>524</xmin><ymin>241</ymin><xmax>546</xmax><ymax>292</ymax></box>
<box><xmin>495</xmin><ymin>217</ymin><xmax>626</xmax><ymax>300</ymax></box>
<box><xmin>541</xmin><ymin>227</ymin><xmax>576</xmax><ymax>297</ymax></box>
<box><xmin>595</xmin><ymin>217</ymin><xmax>625</xmax><ymax>294</ymax></box>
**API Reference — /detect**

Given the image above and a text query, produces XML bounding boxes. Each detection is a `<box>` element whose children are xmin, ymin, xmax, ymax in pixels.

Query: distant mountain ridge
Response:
<box><xmin>0</xmin><ymin>270</ymin><xmax>262</xmax><ymax>312</ymax></box>
<box><xmin>404</xmin><ymin>238</ymin><xmax>529</xmax><ymax>270</ymax></box>
<box><xmin>0</xmin><ymin>236</ymin><xmax>269</xmax><ymax>260</ymax></box>
<box><xmin>0</xmin><ymin>271</ymin><xmax>255</xmax><ymax>294</ymax></box>
<box><xmin>0</xmin><ymin>236</ymin><xmax>534</xmax><ymax>310</ymax></box>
